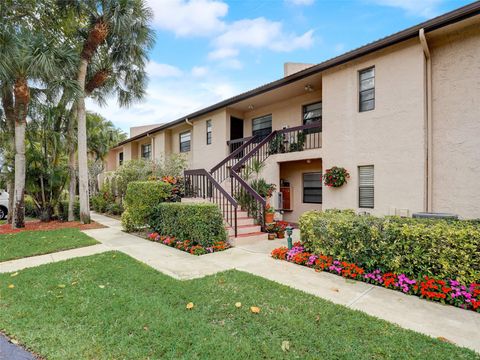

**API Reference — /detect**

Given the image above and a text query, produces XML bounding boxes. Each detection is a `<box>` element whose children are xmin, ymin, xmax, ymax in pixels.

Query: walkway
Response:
<box><xmin>1</xmin><ymin>212</ymin><xmax>479</xmax><ymax>353</ymax></box>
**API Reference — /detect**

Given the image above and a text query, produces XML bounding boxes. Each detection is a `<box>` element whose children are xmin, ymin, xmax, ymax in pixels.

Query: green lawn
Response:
<box><xmin>0</xmin><ymin>228</ymin><xmax>98</xmax><ymax>262</ymax></box>
<box><xmin>0</xmin><ymin>252</ymin><xmax>476</xmax><ymax>359</ymax></box>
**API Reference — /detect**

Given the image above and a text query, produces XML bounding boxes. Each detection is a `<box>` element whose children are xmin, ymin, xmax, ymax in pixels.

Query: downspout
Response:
<box><xmin>185</xmin><ymin>118</ymin><xmax>193</xmax><ymax>127</ymax></box>
<box><xmin>419</xmin><ymin>28</ymin><xmax>433</xmax><ymax>212</ymax></box>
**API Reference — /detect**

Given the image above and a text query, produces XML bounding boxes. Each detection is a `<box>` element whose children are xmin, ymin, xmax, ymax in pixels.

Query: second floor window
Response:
<box><xmin>303</xmin><ymin>172</ymin><xmax>322</xmax><ymax>204</ymax></box>
<box><xmin>206</xmin><ymin>120</ymin><xmax>212</xmax><ymax>145</ymax></box>
<box><xmin>359</xmin><ymin>67</ymin><xmax>375</xmax><ymax>112</ymax></box>
<box><xmin>180</xmin><ymin>131</ymin><xmax>191</xmax><ymax>152</ymax></box>
<box><xmin>303</xmin><ymin>102</ymin><xmax>322</xmax><ymax>133</ymax></box>
<box><xmin>252</xmin><ymin>114</ymin><xmax>272</xmax><ymax>141</ymax></box>
<box><xmin>141</xmin><ymin>144</ymin><xmax>151</xmax><ymax>159</ymax></box>
<box><xmin>119</xmin><ymin>152</ymin><xmax>124</xmax><ymax>166</ymax></box>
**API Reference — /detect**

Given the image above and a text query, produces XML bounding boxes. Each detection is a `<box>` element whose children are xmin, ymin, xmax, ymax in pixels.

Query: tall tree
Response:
<box><xmin>0</xmin><ymin>27</ymin><xmax>78</xmax><ymax>228</ymax></box>
<box><xmin>63</xmin><ymin>0</ymin><xmax>154</xmax><ymax>224</ymax></box>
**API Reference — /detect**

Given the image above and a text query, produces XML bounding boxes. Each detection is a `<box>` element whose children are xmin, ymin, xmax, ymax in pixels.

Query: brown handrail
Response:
<box><xmin>185</xmin><ymin>169</ymin><xmax>238</xmax><ymax>205</ymax></box>
<box><xmin>211</xmin><ymin>136</ymin><xmax>255</xmax><ymax>173</ymax></box>
<box><xmin>184</xmin><ymin>168</ymin><xmax>238</xmax><ymax>237</ymax></box>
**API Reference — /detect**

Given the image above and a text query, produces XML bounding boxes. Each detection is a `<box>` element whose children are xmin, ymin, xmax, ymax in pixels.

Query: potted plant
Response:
<box><xmin>265</xmin><ymin>223</ymin><xmax>276</xmax><ymax>240</ymax></box>
<box><xmin>265</xmin><ymin>204</ymin><xmax>275</xmax><ymax>223</ymax></box>
<box><xmin>323</xmin><ymin>166</ymin><xmax>350</xmax><ymax>188</ymax></box>
<box><xmin>275</xmin><ymin>221</ymin><xmax>288</xmax><ymax>239</ymax></box>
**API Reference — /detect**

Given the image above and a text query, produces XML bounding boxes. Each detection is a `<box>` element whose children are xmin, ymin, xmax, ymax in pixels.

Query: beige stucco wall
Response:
<box><xmin>243</xmin><ymin>90</ymin><xmax>322</xmax><ymax>136</ymax></box>
<box><xmin>191</xmin><ymin>109</ymin><xmax>229</xmax><ymax>170</ymax></box>
<box><xmin>279</xmin><ymin>159</ymin><xmax>322</xmax><ymax>223</ymax></box>
<box><xmin>170</xmin><ymin>123</ymin><xmax>194</xmax><ymax>166</ymax></box>
<box><xmin>430</xmin><ymin>23</ymin><xmax>480</xmax><ymax>218</ymax></box>
<box><xmin>322</xmin><ymin>40</ymin><xmax>427</xmax><ymax>216</ymax></box>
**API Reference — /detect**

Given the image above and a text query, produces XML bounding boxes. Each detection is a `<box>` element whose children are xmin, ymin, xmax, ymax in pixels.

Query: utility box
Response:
<box><xmin>412</xmin><ymin>212</ymin><xmax>458</xmax><ymax>220</ymax></box>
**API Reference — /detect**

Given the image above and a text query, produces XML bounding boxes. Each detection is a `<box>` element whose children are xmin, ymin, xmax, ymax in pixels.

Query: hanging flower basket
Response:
<box><xmin>323</xmin><ymin>167</ymin><xmax>350</xmax><ymax>188</ymax></box>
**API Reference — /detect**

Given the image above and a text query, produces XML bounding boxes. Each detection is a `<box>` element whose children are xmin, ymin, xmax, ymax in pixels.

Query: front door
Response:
<box><xmin>229</xmin><ymin>117</ymin><xmax>244</xmax><ymax>153</ymax></box>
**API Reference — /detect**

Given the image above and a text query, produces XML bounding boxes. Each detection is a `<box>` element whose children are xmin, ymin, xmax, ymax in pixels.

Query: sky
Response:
<box><xmin>87</xmin><ymin>0</ymin><xmax>473</xmax><ymax>134</ymax></box>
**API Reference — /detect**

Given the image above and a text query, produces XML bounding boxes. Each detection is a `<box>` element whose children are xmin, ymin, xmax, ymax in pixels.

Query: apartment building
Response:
<box><xmin>103</xmin><ymin>3</ymin><xmax>480</xmax><ymax>235</ymax></box>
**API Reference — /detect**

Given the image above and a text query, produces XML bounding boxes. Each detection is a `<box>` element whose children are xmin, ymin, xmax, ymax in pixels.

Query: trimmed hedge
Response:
<box><xmin>148</xmin><ymin>202</ymin><xmax>227</xmax><ymax>247</ymax></box>
<box><xmin>121</xmin><ymin>181</ymin><xmax>172</xmax><ymax>232</ymax></box>
<box><xmin>300</xmin><ymin>210</ymin><xmax>480</xmax><ymax>283</ymax></box>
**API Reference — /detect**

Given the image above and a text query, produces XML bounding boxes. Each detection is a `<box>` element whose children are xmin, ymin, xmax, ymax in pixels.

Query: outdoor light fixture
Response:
<box><xmin>286</xmin><ymin>225</ymin><xmax>293</xmax><ymax>249</ymax></box>
<box><xmin>248</xmin><ymin>104</ymin><xmax>255</xmax><ymax>110</ymax></box>
<box><xmin>304</xmin><ymin>84</ymin><xmax>314</xmax><ymax>92</ymax></box>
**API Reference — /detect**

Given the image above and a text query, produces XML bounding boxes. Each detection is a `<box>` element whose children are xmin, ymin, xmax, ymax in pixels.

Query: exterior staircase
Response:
<box><xmin>184</xmin><ymin>122</ymin><xmax>322</xmax><ymax>240</ymax></box>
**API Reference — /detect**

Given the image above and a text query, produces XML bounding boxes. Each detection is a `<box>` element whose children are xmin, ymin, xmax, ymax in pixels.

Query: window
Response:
<box><xmin>206</xmin><ymin>120</ymin><xmax>212</xmax><ymax>145</ymax></box>
<box><xmin>359</xmin><ymin>67</ymin><xmax>375</xmax><ymax>112</ymax></box>
<box><xmin>359</xmin><ymin>165</ymin><xmax>374</xmax><ymax>208</ymax></box>
<box><xmin>303</xmin><ymin>172</ymin><xmax>322</xmax><ymax>204</ymax></box>
<box><xmin>141</xmin><ymin>144</ymin><xmax>151</xmax><ymax>159</ymax></box>
<box><xmin>180</xmin><ymin>131</ymin><xmax>191</xmax><ymax>152</ymax></box>
<box><xmin>119</xmin><ymin>152</ymin><xmax>124</xmax><ymax>166</ymax></box>
<box><xmin>303</xmin><ymin>102</ymin><xmax>322</xmax><ymax>133</ymax></box>
<box><xmin>252</xmin><ymin>114</ymin><xmax>272</xmax><ymax>141</ymax></box>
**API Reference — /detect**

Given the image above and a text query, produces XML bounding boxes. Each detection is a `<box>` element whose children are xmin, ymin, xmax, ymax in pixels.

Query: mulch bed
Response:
<box><xmin>0</xmin><ymin>220</ymin><xmax>105</xmax><ymax>235</ymax></box>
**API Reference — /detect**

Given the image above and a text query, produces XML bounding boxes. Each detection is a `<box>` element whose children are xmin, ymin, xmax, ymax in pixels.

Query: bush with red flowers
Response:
<box><xmin>323</xmin><ymin>166</ymin><xmax>350</xmax><ymax>187</ymax></box>
<box><xmin>270</xmin><ymin>244</ymin><xmax>480</xmax><ymax>312</ymax></box>
<box><xmin>148</xmin><ymin>233</ymin><xmax>230</xmax><ymax>256</ymax></box>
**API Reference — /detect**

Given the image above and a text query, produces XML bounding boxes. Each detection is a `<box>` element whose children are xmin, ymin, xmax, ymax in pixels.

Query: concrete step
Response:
<box><xmin>236</xmin><ymin>217</ymin><xmax>255</xmax><ymax>226</ymax></box>
<box><xmin>227</xmin><ymin>224</ymin><xmax>262</xmax><ymax>236</ymax></box>
<box><xmin>229</xmin><ymin>232</ymin><xmax>269</xmax><ymax>243</ymax></box>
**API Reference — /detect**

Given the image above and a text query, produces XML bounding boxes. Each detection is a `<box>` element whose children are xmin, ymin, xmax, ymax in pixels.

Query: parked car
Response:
<box><xmin>0</xmin><ymin>190</ymin><xmax>9</xmax><ymax>220</ymax></box>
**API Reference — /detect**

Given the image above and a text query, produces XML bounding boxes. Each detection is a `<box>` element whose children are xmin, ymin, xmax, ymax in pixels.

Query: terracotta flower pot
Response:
<box><xmin>276</xmin><ymin>231</ymin><xmax>285</xmax><ymax>239</ymax></box>
<box><xmin>268</xmin><ymin>233</ymin><xmax>275</xmax><ymax>240</ymax></box>
<box><xmin>265</xmin><ymin>213</ymin><xmax>274</xmax><ymax>223</ymax></box>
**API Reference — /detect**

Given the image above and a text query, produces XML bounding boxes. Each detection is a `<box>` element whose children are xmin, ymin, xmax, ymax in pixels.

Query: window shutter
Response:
<box><xmin>359</xmin><ymin>165</ymin><xmax>374</xmax><ymax>208</ymax></box>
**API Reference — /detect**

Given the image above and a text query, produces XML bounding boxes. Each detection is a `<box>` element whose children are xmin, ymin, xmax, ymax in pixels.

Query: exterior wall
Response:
<box><xmin>322</xmin><ymin>40</ymin><xmax>427</xmax><ymax>216</ymax></box>
<box><xmin>170</xmin><ymin>123</ymin><xmax>194</xmax><ymax>166</ymax></box>
<box><xmin>279</xmin><ymin>159</ymin><xmax>322</xmax><ymax>223</ymax></box>
<box><xmin>284</xmin><ymin>62</ymin><xmax>314</xmax><ymax>77</ymax></box>
<box><xmin>191</xmin><ymin>109</ymin><xmax>229</xmax><ymax>170</ymax></box>
<box><xmin>243</xmin><ymin>90</ymin><xmax>322</xmax><ymax>136</ymax></box>
<box><xmin>130</xmin><ymin>123</ymin><xmax>162</xmax><ymax>137</ymax></box>
<box><xmin>430</xmin><ymin>23</ymin><xmax>480</xmax><ymax>218</ymax></box>
<box><xmin>136</xmin><ymin>137</ymin><xmax>153</xmax><ymax>160</ymax></box>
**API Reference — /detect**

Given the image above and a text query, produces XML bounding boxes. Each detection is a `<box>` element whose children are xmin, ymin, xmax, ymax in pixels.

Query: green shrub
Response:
<box><xmin>106</xmin><ymin>202</ymin><xmax>123</xmax><ymax>215</ymax></box>
<box><xmin>148</xmin><ymin>202</ymin><xmax>227</xmax><ymax>247</ymax></box>
<box><xmin>90</xmin><ymin>194</ymin><xmax>109</xmax><ymax>213</ymax></box>
<box><xmin>58</xmin><ymin>200</ymin><xmax>80</xmax><ymax>221</ymax></box>
<box><xmin>299</xmin><ymin>210</ymin><xmax>480</xmax><ymax>283</ymax></box>
<box><xmin>24</xmin><ymin>196</ymin><xmax>38</xmax><ymax>218</ymax></box>
<box><xmin>121</xmin><ymin>181</ymin><xmax>172</xmax><ymax>231</ymax></box>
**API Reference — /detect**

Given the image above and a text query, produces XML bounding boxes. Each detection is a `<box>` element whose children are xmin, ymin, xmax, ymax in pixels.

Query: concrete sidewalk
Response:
<box><xmin>1</xmin><ymin>212</ymin><xmax>479</xmax><ymax>353</ymax></box>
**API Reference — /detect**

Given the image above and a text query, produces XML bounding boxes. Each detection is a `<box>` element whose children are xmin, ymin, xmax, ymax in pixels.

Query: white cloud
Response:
<box><xmin>285</xmin><ymin>0</ymin><xmax>315</xmax><ymax>5</ymax></box>
<box><xmin>191</xmin><ymin>66</ymin><xmax>209</xmax><ymax>77</ymax></box>
<box><xmin>146</xmin><ymin>61</ymin><xmax>183</xmax><ymax>78</ymax></box>
<box><xmin>370</xmin><ymin>0</ymin><xmax>443</xmax><ymax>18</ymax></box>
<box><xmin>146</xmin><ymin>0</ymin><xmax>228</xmax><ymax>37</ymax></box>
<box><xmin>87</xmin><ymin>76</ymin><xmax>243</xmax><ymax>133</ymax></box>
<box><xmin>208</xmin><ymin>47</ymin><xmax>239</xmax><ymax>60</ymax></box>
<box><xmin>211</xmin><ymin>17</ymin><xmax>314</xmax><ymax>60</ymax></box>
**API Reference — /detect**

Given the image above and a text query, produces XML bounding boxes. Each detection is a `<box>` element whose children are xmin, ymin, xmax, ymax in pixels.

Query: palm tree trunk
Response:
<box><xmin>2</xmin><ymin>89</ymin><xmax>15</xmax><ymax>224</ymax></box>
<box><xmin>77</xmin><ymin>58</ymin><xmax>90</xmax><ymax>224</ymax></box>
<box><xmin>12</xmin><ymin>78</ymin><xmax>29</xmax><ymax>229</ymax></box>
<box><xmin>13</xmin><ymin>119</ymin><xmax>26</xmax><ymax>228</ymax></box>
<box><xmin>7</xmin><ymin>180</ymin><xmax>14</xmax><ymax>223</ymax></box>
<box><xmin>67</xmin><ymin>107</ymin><xmax>77</xmax><ymax>221</ymax></box>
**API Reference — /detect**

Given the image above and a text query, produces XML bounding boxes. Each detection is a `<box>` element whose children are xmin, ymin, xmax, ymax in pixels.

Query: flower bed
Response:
<box><xmin>271</xmin><ymin>242</ymin><xmax>480</xmax><ymax>312</ymax></box>
<box><xmin>148</xmin><ymin>232</ymin><xmax>230</xmax><ymax>256</ymax></box>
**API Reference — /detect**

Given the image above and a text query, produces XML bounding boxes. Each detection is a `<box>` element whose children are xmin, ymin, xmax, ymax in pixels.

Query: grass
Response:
<box><xmin>0</xmin><ymin>228</ymin><xmax>98</xmax><ymax>262</ymax></box>
<box><xmin>0</xmin><ymin>252</ymin><xmax>477</xmax><ymax>359</ymax></box>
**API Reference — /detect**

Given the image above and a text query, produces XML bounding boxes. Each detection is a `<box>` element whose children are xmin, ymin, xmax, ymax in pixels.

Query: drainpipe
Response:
<box><xmin>185</xmin><ymin>118</ymin><xmax>193</xmax><ymax>127</ymax></box>
<box><xmin>419</xmin><ymin>28</ymin><xmax>433</xmax><ymax>212</ymax></box>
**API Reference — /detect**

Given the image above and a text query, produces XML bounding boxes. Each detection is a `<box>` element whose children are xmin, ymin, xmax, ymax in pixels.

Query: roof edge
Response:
<box><xmin>117</xmin><ymin>1</ymin><xmax>480</xmax><ymax>147</ymax></box>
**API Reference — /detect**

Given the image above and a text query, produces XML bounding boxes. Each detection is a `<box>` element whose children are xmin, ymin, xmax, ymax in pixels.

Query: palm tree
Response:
<box><xmin>63</xmin><ymin>0</ymin><xmax>154</xmax><ymax>224</ymax></box>
<box><xmin>0</xmin><ymin>27</ymin><xmax>78</xmax><ymax>228</ymax></box>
